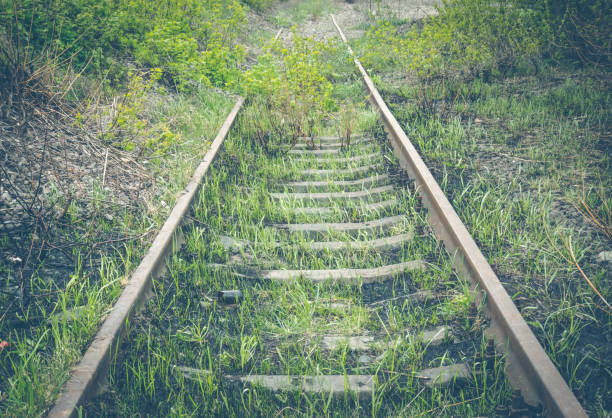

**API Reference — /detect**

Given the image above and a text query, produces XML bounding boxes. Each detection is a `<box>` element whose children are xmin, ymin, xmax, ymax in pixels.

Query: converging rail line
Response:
<box><xmin>47</xmin><ymin>20</ymin><xmax>587</xmax><ymax>417</ymax></box>
<box><xmin>332</xmin><ymin>15</ymin><xmax>586</xmax><ymax>417</ymax></box>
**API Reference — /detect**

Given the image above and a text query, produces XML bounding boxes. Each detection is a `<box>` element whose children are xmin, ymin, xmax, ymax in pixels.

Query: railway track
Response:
<box><xmin>49</xmin><ymin>19</ymin><xmax>587</xmax><ymax>417</ymax></box>
<box><xmin>199</xmin><ymin>134</ymin><xmax>485</xmax><ymax>403</ymax></box>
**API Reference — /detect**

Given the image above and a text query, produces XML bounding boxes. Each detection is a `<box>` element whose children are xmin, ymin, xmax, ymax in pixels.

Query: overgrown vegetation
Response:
<box><xmin>239</xmin><ymin>33</ymin><xmax>341</xmax><ymax>152</ymax></box>
<box><xmin>0</xmin><ymin>0</ymin><xmax>248</xmax><ymax>95</ymax></box>
<box><xmin>0</xmin><ymin>0</ymin><xmax>249</xmax><ymax>415</ymax></box>
<box><xmin>1</xmin><ymin>0</ymin><xmax>610</xmax><ymax>415</ymax></box>
<box><xmin>354</xmin><ymin>0</ymin><xmax>611</xmax><ymax>414</ymax></box>
<box><xmin>357</xmin><ymin>0</ymin><xmax>610</xmax><ymax>81</ymax></box>
<box><xmin>0</xmin><ymin>0</ymin><xmax>358</xmax><ymax>414</ymax></box>
<box><xmin>85</xmin><ymin>98</ymin><xmax>517</xmax><ymax>416</ymax></box>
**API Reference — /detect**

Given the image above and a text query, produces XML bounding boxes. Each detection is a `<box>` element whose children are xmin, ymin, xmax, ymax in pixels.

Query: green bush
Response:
<box><xmin>133</xmin><ymin>0</ymin><xmax>246</xmax><ymax>90</ymax></box>
<box><xmin>240</xmin><ymin>0</ymin><xmax>276</xmax><ymax>10</ymax></box>
<box><xmin>357</xmin><ymin>0</ymin><xmax>610</xmax><ymax>79</ymax></box>
<box><xmin>0</xmin><ymin>0</ymin><xmax>117</xmax><ymax>66</ymax></box>
<box><xmin>238</xmin><ymin>33</ymin><xmax>337</xmax><ymax>152</ymax></box>
<box><xmin>244</xmin><ymin>34</ymin><xmax>335</xmax><ymax>109</ymax></box>
<box><xmin>430</xmin><ymin>0</ymin><xmax>547</xmax><ymax>74</ymax></box>
<box><xmin>0</xmin><ymin>0</ymin><xmax>247</xmax><ymax>91</ymax></box>
<box><xmin>358</xmin><ymin>0</ymin><xmax>548</xmax><ymax>80</ymax></box>
<box><xmin>515</xmin><ymin>0</ymin><xmax>611</xmax><ymax>65</ymax></box>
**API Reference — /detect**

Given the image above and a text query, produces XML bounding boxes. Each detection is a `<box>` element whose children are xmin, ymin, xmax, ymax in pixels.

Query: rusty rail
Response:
<box><xmin>48</xmin><ymin>97</ymin><xmax>244</xmax><ymax>418</ymax></box>
<box><xmin>331</xmin><ymin>15</ymin><xmax>586</xmax><ymax>418</ymax></box>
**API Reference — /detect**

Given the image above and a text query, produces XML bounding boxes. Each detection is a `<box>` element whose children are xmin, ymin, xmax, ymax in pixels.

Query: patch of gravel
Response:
<box><xmin>277</xmin><ymin>0</ymin><xmax>439</xmax><ymax>44</ymax></box>
<box><xmin>364</xmin><ymin>0</ymin><xmax>439</xmax><ymax>21</ymax></box>
<box><xmin>0</xmin><ymin>87</ymin><xmax>162</xmax><ymax>308</ymax></box>
<box><xmin>282</xmin><ymin>0</ymin><xmax>364</xmax><ymax>42</ymax></box>
<box><xmin>242</xmin><ymin>8</ymin><xmax>280</xmax><ymax>68</ymax></box>
<box><xmin>0</xmin><ymin>107</ymin><xmax>150</xmax><ymax>235</ymax></box>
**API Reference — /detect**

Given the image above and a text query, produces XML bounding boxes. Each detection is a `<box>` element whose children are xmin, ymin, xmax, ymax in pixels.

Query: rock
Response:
<box><xmin>322</xmin><ymin>335</ymin><xmax>375</xmax><ymax>351</ymax></box>
<box><xmin>358</xmin><ymin>354</ymin><xmax>373</xmax><ymax>365</ymax></box>
<box><xmin>218</xmin><ymin>235</ymin><xmax>245</xmax><ymax>252</ymax></box>
<box><xmin>227</xmin><ymin>374</ymin><xmax>374</xmax><ymax>399</ymax></box>
<box><xmin>6</xmin><ymin>256</ymin><xmax>22</xmax><ymax>264</ymax></box>
<box><xmin>52</xmin><ymin>306</ymin><xmax>86</xmax><ymax>322</ymax></box>
<box><xmin>417</xmin><ymin>364</ymin><xmax>471</xmax><ymax>387</ymax></box>
<box><xmin>419</xmin><ymin>326</ymin><xmax>449</xmax><ymax>346</ymax></box>
<box><xmin>4</xmin><ymin>221</ymin><xmax>17</xmax><ymax>230</ymax></box>
<box><xmin>596</xmin><ymin>251</ymin><xmax>612</xmax><ymax>263</ymax></box>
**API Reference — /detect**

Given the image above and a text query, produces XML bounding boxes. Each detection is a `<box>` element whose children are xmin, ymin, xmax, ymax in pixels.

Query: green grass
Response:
<box><xmin>274</xmin><ymin>0</ymin><xmax>338</xmax><ymax>27</ymax></box>
<box><xmin>85</xmin><ymin>99</ymin><xmax>515</xmax><ymax>416</ymax></box>
<box><xmin>364</xmin><ymin>52</ymin><xmax>611</xmax><ymax>414</ymax></box>
<box><xmin>0</xmin><ymin>88</ymin><xmax>233</xmax><ymax>417</ymax></box>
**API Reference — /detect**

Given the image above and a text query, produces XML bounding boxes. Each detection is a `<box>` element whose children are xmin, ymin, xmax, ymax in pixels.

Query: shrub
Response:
<box><xmin>359</xmin><ymin>0</ymin><xmax>549</xmax><ymax>80</ymax></box>
<box><xmin>101</xmin><ymin>69</ymin><xmax>181</xmax><ymax>156</ymax></box>
<box><xmin>240</xmin><ymin>0</ymin><xmax>276</xmax><ymax>10</ymax></box>
<box><xmin>358</xmin><ymin>0</ymin><xmax>610</xmax><ymax>79</ymax></box>
<box><xmin>0</xmin><ymin>0</ymin><xmax>247</xmax><ymax>94</ymax></box>
<box><xmin>135</xmin><ymin>0</ymin><xmax>246</xmax><ymax>90</ymax></box>
<box><xmin>239</xmin><ymin>33</ymin><xmax>337</xmax><ymax>153</ymax></box>
<box><xmin>515</xmin><ymin>0</ymin><xmax>611</xmax><ymax>65</ymax></box>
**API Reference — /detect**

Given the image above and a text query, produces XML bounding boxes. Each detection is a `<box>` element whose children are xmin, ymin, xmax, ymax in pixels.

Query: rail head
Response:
<box><xmin>47</xmin><ymin>97</ymin><xmax>244</xmax><ymax>418</ymax></box>
<box><xmin>330</xmin><ymin>14</ymin><xmax>586</xmax><ymax>418</ymax></box>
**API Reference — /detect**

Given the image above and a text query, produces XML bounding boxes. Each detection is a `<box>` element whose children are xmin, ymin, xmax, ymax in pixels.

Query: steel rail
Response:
<box><xmin>47</xmin><ymin>97</ymin><xmax>244</xmax><ymax>418</ymax></box>
<box><xmin>331</xmin><ymin>15</ymin><xmax>586</xmax><ymax>418</ymax></box>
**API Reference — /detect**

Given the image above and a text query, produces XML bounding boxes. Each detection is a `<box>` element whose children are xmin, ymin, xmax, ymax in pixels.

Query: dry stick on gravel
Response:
<box><xmin>576</xmin><ymin>198</ymin><xmax>611</xmax><ymax>240</ymax></box>
<box><xmin>102</xmin><ymin>148</ymin><xmax>109</xmax><ymax>186</ymax></box>
<box><xmin>417</xmin><ymin>395</ymin><xmax>484</xmax><ymax>416</ymax></box>
<box><xmin>574</xmin><ymin>175</ymin><xmax>611</xmax><ymax>241</ymax></box>
<box><xmin>543</xmin><ymin>213</ymin><xmax>612</xmax><ymax>313</ymax></box>
<box><xmin>398</xmin><ymin>386</ymin><xmax>426</xmax><ymax>416</ymax></box>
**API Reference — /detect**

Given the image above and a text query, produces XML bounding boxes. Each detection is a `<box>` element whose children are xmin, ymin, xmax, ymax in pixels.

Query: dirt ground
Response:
<box><xmin>288</xmin><ymin>0</ymin><xmax>438</xmax><ymax>41</ymax></box>
<box><xmin>243</xmin><ymin>0</ymin><xmax>439</xmax><ymax>46</ymax></box>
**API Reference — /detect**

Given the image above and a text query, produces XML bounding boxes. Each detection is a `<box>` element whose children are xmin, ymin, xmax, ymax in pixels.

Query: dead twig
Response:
<box><xmin>575</xmin><ymin>199</ymin><xmax>612</xmax><ymax>240</ymax></box>
<box><xmin>398</xmin><ymin>386</ymin><xmax>426</xmax><ymax>415</ymax></box>
<box><xmin>417</xmin><ymin>394</ymin><xmax>483</xmax><ymax>416</ymax></box>
<box><xmin>102</xmin><ymin>148</ymin><xmax>109</xmax><ymax>186</ymax></box>
<box><xmin>491</xmin><ymin>151</ymin><xmax>544</xmax><ymax>163</ymax></box>
<box><xmin>573</xmin><ymin>174</ymin><xmax>611</xmax><ymax>241</ymax></box>
<box><xmin>543</xmin><ymin>213</ymin><xmax>612</xmax><ymax>313</ymax></box>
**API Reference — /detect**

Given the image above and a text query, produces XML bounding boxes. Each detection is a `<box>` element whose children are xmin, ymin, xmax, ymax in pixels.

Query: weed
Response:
<box><xmin>85</xmin><ymin>85</ymin><xmax>514</xmax><ymax>415</ymax></box>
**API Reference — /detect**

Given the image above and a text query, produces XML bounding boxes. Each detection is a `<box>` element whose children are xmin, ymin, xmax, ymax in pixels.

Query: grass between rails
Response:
<box><xmin>85</xmin><ymin>99</ymin><xmax>519</xmax><ymax>416</ymax></box>
<box><xmin>0</xmin><ymin>88</ymin><xmax>234</xmax><ymax>417</ymax></box>
<box><xmin>274</xmin><ymin>0</ymin><xmax>338</xmax><ymax>28</ymax></box>
<box><xmin>361</xmin><ymin>47</ymin><xmax>611</xmax><ymax>414</ymax></box>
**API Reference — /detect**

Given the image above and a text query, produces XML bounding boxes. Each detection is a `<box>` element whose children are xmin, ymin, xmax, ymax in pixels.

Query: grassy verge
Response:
<box><xmin>0</xmin><ymin>0</ymin><xmax>256</xmax><ymax>413</ymax></box>
<box><xmin>355</xmin><ymin>31</ymin><xmax>611</xmax><ymax>415</ymax></box>
<box><xmin>0</xmin><ymin>88</ymin><xmax>234</xmax><ymax>417</ymax></box>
